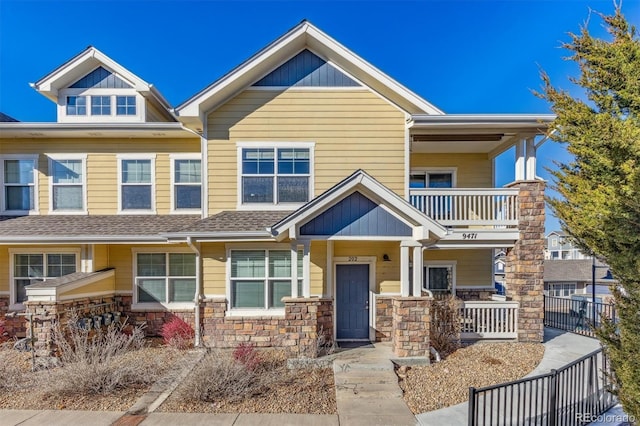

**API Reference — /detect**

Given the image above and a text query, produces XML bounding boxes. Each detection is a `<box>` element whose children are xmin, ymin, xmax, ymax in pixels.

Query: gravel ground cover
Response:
<box><xmin>399</xmin><ymin>342</ymin><xmax>545</xmax><ymax>413</ymax></box>
<box><xmin>0</xmin><ymin>345</ymin><xmax>182</xmax><ymax>411</ymax></box>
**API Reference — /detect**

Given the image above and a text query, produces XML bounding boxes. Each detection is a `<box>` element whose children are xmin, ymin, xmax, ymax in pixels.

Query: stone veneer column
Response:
<box><xmin>392</xmin><ymin>296</ymin><xmax>431</xmax><ymax>357</ymax></box>
<box><xmin>505</xmin><ymin>180</ymin><xmax>546</xmax><ymax>343</ymax></box>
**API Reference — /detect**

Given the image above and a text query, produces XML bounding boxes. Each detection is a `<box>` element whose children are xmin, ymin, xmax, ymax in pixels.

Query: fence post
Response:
<box><xmin>468</xmin><ymin>387</ymin><xmax>477</xmax><ymax>426</ymax></box>
<box><xmin>549</xmin><ymin>369</ymin><xmax>558</xmax><ymax>426</ymax></box>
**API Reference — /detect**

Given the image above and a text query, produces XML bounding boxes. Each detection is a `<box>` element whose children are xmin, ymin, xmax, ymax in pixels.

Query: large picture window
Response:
<box><xmin>240</xmin><ymin>146</ymin><xmax>311</xmax><ymax>205</ymax></box>
<box><xmin>136</xmin><ymin>253</ymin><xmax>196</xmax><ymax>304</ymax></box>
<box><xmin>173</xmin><ymin>158</ymin><xmax>201</xmax><ymax>210</ymax></box>
<box><xmin>50</xmin><ymin>157</ymin><xmax>85</xmax><ymax>211</ymax></box>
<box><xmin>12</xmin><ymin>253</ymin><xmax>77</xmax><ymax>304</ymax></box>
<box><xmin>230</xmin><ymin>249</ymin><xmax>302</xmax><ymax>310</ymax></box>
<box><xmin>2</xmin><ymin>157</ymin><xmax>37</xmax><ymax>213</ymax></box>
<box><xmin>119</xmin><ymin>156</ymin><xmax>154</xmax><ymax>211</ymax></box>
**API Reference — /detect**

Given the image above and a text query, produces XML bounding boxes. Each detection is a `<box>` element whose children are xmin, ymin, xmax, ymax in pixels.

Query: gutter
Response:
<box><xmin>186</xmin><ymin>236</ymin><xmax>203</xmax><ymax>347</ymax></box>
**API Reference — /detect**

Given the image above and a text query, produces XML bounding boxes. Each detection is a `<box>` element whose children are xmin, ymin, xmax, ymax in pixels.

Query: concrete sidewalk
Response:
<box><xmin>415</xmin><ymin>327</ymin><xmax>602</xmax><ymax>425</ymax></box>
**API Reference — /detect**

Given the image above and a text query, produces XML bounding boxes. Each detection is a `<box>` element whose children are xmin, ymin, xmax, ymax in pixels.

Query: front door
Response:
<box><xmin>336</xmin><ymin>264</ymin><xmax>369</xmax><ymax>340</ymax></box>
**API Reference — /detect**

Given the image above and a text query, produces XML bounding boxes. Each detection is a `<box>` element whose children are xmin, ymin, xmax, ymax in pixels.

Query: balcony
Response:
<box><xmin>409</xmin><ymin>188</ymin><xmax>519</xmax><ymax>228</ymax></box>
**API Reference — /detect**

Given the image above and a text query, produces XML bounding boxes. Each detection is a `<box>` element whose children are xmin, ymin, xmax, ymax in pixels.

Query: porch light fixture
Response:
<box><xmin>383</xmin><ymin>254</ymin><xmax>391</xmax><ymax>262</ymax></box>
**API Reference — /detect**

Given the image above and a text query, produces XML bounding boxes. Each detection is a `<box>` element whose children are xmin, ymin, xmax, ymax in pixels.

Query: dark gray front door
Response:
<box><xmin>336</xmin><ymin>264</ymin><xmax>369</xmax><ymax>340</ymax></box>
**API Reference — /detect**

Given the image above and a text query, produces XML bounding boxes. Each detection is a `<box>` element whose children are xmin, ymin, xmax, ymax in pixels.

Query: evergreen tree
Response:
<box><xmin>539</xmin><ymin>7</ymin><xmax>640</xmax><ymax>419</ymax></box>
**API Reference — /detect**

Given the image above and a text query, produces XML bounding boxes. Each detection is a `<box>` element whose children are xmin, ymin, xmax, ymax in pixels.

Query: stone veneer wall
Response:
<box><xmin>505</xmin><ymin>180</ymin><xmax>546</xmax><ymax>343</ymax></box>
<box><xmin>118</xmin><ymin>295</ymin><xmax>196</xmax><ymax>336</ymax></box>
<box><xmin>201</xmin><ymin>297</ymin><xmax>333</xmax><ymax>358</ymax></box>
<box><xmin>0</xmin><ymin>296</ymin><xmax>27</xmax><ymax>338</ymax></box>
<box><xmin>392</xmin><ymin>297</ymin><xmax>431</xmax><ymax>357</ymax></box>
<box><xmin>375</xmin><ymin>296</ymin><xmax>393</xmax><ymax>342</ymax></box>
<box><xmin>455</xmin><ymin>288</ymin><xmax>495</xmax><ymax>301</ymax></box>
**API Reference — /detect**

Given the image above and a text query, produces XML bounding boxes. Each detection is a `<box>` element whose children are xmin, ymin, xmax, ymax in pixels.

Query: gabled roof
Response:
<box><xmin>271</xmin><ymin>169</ymin><xmax>447</xmax><ymax>241</ymax></box>
<box><xmin>30</xmin><ymin>46</ymin><xmax>174</xmax><ymax>120</ymax></box>
<box><xmin>544</xmin><ymin>259</ymin><xmax>615</xmax><ymax>284</ymax></box>
<box><xmin>0</xmin><ymin>112</ymin><xmax>18</xmax><ymax>122</ymax></box>
<box><xmin>175</xmin><ymin>20</ymin><xmax>443</xmax><ymax>130</ymax></box>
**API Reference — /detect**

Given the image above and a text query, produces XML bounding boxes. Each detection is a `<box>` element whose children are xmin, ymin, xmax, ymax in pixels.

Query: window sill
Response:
<box><xmin>237</xmin><ymin>204</ymin><xmax>305</xmax><ymax>211</ymax></box>
<box><xmin>48</xmin><ymin>210</ymin><xmax>88</xmax><ymax>215</ymax></box>
<box><xmin>131</xmin><ymin>303</ymin><xmax>194</xmax><ymax>312</ymax></box>
<box><xmin>9</xmin><ymin>304</ymin><xmax>26</xmax><ymax>312</ymax></box>
<box><xmin>117</xmin><ymin>210</ymin><xmax>158</xmax><ymax>215</ymax></box>
<box><xmin>226</xmin><ymin>308</ymin><xmax>285</xmax><ymax>318</ymax></box>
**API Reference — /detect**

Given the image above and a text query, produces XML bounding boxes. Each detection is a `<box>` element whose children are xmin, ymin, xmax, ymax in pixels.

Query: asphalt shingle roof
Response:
<box><xmin>177</xmin><ymin>210</ymin><xmax>292</xmax><ymax>233</ymax></box>
<box><xmin>0</xmin><ymin>215</ymin><xmax>200</xmax><ymax>238</ymax></box>
<box><xmin>0</xmin><ymin>112</ymin><xmax>18</xmax><ymax>122</ymax></box>
<box><xmin>27</xmin><ymin>269</ymin><xmax>114</xmax><ymax>288</ymax></box>
<box><xmin>544</xmin><ymin>259</ymin><xmax>614</xmax><ymax>283</ymax></box>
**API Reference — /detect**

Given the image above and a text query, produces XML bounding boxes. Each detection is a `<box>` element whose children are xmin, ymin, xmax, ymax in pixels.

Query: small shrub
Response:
<box><xmin>430</xmin><ymin>295</ymin><xmax>462</xmax><ymax>358</ymax></box>
<box><xmin>233</xmin><ymin>342</ymin><xmax>261</xmax><ymax>370</ymax></box>
<box><xmin>161</xmin><ymin>317</ymin><xmax>194</xmax><ymax>350</ymax></box>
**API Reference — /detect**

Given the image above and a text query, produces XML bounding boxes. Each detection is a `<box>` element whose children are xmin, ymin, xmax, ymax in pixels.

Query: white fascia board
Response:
<box><xmin>409</xmin><ymin>114</ymin><xmax>556</xmax><ymax>128</ymax></box>
<box><xmin>0</xmin><ymin>236</ymin><xmax>168</xmax><ymax>244</ymax></box>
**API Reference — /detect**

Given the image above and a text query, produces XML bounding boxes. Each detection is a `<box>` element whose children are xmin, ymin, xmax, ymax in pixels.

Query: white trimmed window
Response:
<box><xmin>11</xmin><ymin>251</ymin><xmax>78</xmax><ymax>305</ymax></box>
<box><xmin>49</xmin><ymin>155</ymin><xmax>86</xmax><ymax>212</ymax></box>
<box><xmin>410</xmin><ymin>169</ymin><xmax>456</xmax><ymax>189</ymax></box>
<box><xmin>116</xmin><ymin>96</ymin><xmax>136</xmax><ymax>116</ymax></box>
<box><xmin>118</xmin><ymin>155</ymin><xmax>155</xmax><ymax>212</ymax></box>
<box><xmin>423</xmin><ymin>262</ymin><xmax>456</xmax><ymax>294</ymax></box>
<box><xmin>91</xmin><ymin>96</ymin><xmax>111</xmax><ymax>115</ymax></box>
<box><xmin>548</xmin><ymin>283</ymin><xmax>577</xmax><ymax>298</ymax></box>
<box><xmin>1</xmin><ymin>155</ymin><xmax>38</xmax><ymax>214</ymax></box>
<box><xmin>135</xmin><ymin>252</ymin><xmax>196</xmax><ymax>304</ymax></box>
<box><xmin>238</xmin><ymin>143</ymin><xmax>313</xmax><ymax>206</ymax></box>
<box><xmin>66</xmin><ymin>96</ymin><xmax>87</xmax><ymax>115</ymax></box>
<box><xmin>171</xmin><ymin>155</ymin><xmax>201</xmax><ymax>211</ymax></box>
<box><xmin>230</xmin><ymin>249</ymin><xmax>302</xmax><ymax>310</ymax></box>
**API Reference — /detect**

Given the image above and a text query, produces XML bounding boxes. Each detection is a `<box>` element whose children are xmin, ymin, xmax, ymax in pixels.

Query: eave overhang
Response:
<box><xmin>0</xmin><ymin>122</ymin><xmax>200</xmax><ymax>139</ymax></box>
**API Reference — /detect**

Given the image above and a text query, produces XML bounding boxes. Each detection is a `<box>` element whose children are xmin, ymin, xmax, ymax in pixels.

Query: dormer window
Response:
<box><xmin>116</xmin><ymin>96</ymin><xmax>136</xmax><ymax>115</ymax></box>
<box><xmin>66</xmin><ymin>96</ymin><xmax>87</xmax><ymax>115</ymax></box>
<box><xmin>91</xmin><ymin>96</ymin><xmax>111</xmax><ymax>115</ymax></box>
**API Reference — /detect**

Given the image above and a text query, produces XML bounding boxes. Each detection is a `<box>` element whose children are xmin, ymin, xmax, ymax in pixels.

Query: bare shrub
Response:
<box><xmin>0</xmin><ymin>343</ymin><xmax>30</xmax><ymax>392</ymax></box>
<box><xmin>430</xmin><ymin>295</ymin><xmax>462</xmax><ymax>358</ymax></box>
<box><xmin>187</xmin><ymin>347</ymin><xmax>288</xmax><ymax>403</ymax></box>
<box><xmin>46</xmin><ymin>313</ymin><xmax>158</xmax><ymax>395</ymax></box>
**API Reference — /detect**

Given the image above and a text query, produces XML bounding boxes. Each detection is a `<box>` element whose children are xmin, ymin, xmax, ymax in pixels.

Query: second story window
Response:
<box><xmin>240</xmin><ymin>144</ymin><xmax>312</xmax><ymax>206</ymax></box>
<box><xmin>50</xmin><ymin>157</ymin><xmax>85</xmax><ymax>212</ymax></box>
<box><xmin>2</xmin><ymin>157</ymin><xmax>37</xmax><ymax>213</ymax></box>
<box><xmin>116</xmin><ymin>96</ymin><xmax>136</xmax><ymax>116</ymax></box>
<box><xmin>66</xmin><ymin>96</ymin><xmax>87</xmax><ymax>115</ymax></box>
<box><xmin>119</xmin><ymin>155</ymin><xmax>155</xmax><ymax>212</ymax></box>
<box><xmin>172</xmin><ymin>157</ymin><xmax>201</xmax><ymax>211</ymax></box>
<box><xmin>410</xmin><ymin>171</ymin><xmax>455</xmax><ymax>188</ymax></box>
<box><xmin>91</xmin><ymin>96</ymin><xmax>111</xmax><ymax>115</ymax></box>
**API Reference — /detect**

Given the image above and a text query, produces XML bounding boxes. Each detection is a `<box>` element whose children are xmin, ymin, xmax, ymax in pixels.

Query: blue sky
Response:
<box><xmin>1</xmin><ymin>0</ymin><xmax>638</xmax><ymax>231</ymax></box>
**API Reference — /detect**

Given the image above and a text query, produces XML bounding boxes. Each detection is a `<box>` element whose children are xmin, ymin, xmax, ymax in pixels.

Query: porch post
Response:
<box><xmin>400</xmin><ymin>243</ymin><xmax>411</xmax><ymax>297</ymax></box>
<box><xmin>412</xmin><ymin>246</ymin><xmax>423</xmax><ymax>297</ymax></box>
<box><xmin>302</xmin><ymin>241</ymin><xmax>311</xmax><ymax>298</ymax></box>
<box><xmin>525</xmin><ymin>137</ymin><xmax>537</xmax><ymax>180</ymax></box>
<box><xmin>291</xmin><ymin>242</ymin><xmax>298</xmax><ymax>298</ymax></box>
<box><xmin>515</xmin><ymin>138</ymin><xmax>526</xmax><ymax>181</ymax></box>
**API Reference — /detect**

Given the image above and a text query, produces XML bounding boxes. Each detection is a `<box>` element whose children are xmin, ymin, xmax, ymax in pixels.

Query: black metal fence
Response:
<box><xmin>468</xmin><ymin>348</ymin><xmax>617</xmax><ymax>426</ymax></box>
<box><xmin>544</xmin><ymin>295</ymin><xmax>617</xmax><ymax>338</ymax></box>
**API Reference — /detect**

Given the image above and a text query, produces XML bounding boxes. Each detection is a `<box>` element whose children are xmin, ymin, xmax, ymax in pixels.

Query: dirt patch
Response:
<box><xmin>0</xmin><ymin>346</ymin><xmax>183</xmax><ymax>411</ymax></box>
<box><xmin>398</xmin><ymin>342</ymin><xmax>545</xmax><ymax>413</ymax></box>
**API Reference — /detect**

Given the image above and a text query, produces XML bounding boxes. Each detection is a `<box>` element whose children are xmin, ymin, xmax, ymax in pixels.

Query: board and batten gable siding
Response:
<box><xmin>0</xmin><ymin>138</ymin><xmax>199</xmax><ymax>214</ymax></box>
<box><xmin>410</xmin><ymin>153</ymin><xmax>493</xmax><ymax>188</ymax></box>
<box><xmin>424</xmin><ymin>248</ymin><xmax>493</xmax><ymax>287</ymax></box>
<box><xmin>206</xmin><ymin>89</ymin><xmax>406</xmax><ymax>213</ymax></box>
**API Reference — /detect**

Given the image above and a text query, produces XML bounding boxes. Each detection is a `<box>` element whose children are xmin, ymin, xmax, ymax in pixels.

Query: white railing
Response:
<box><xmin>409</xmin><ymin>188</ymin><xmax>519</xmax><ymax>226</ymax></box>
<box><xmin>460</xmin><ymin>300</ymin><xmax>519</xmax><ymax>340</ymax></box>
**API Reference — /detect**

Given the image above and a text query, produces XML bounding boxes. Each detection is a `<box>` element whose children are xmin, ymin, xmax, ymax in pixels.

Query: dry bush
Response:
<box><xmin>430</xmin><ymin>295</ymin><xmax>462</xmax><ymax>358</ymax></box>
<box><xmin>46</xmin><ymin>314</ymin><xmax>158</xmax><ymax>395</ymax></box>
<box><xmin>0</xmin><ymin>343</ymin><xmax>30</xmax><ymax>392</ymax></box>
<box><xmin>187</xmin><ymin>347</ymin><xmax>288</xmax><ymax>403</ymax></box>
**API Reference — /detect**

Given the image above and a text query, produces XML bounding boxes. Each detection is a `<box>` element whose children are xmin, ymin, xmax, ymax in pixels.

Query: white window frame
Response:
<box><xmin>423</xmin><ymin>260</ymin><xmax>457</xmax><ymax>294</ymax></box>
<box><xmin>236</xmin><ymin>142</ymin><xmax>315</xmax><ymax>210</ymax></box>
<box><xmin>58</xmin><ymin>88</ymin><xmax>144</xmax><ymax>123</ymax></box>
<box><xmin>410</xmin><ymin>168</ymin><xmax>458</xmax><ymax>188</ymax></box>
<box><xmin>117</xmin><ymin>154</ymin><xmax>156</xmax><ymax>214</ymax></box>
<box><xmin>48</xmin><ymin>154</ymin><xmax>87</xmax><ymax>214</ymax></box>
<box><xmin>9</xmin><ymin>248</ymin><xmax>81</xmax><ymax>309</ymax></box>
<box><xmin>115</xmin><ymin>95</ymin><xmax>137</xmax><ymax>116</ymax></box>
<box><xmin>170</xmin><ymin>154</ymin><xmax>202</xmax><ymax>213</ymax></box>
<box><xmin>132</xmin><ymin>247</ymin><xmax>196</xmax><ymax>309</ymax></box>
<box><xmin>65</xmin><ymin>95</ymin><xmax>87</xmax><ymax>116</ymax></box>
<box><xmin>226</xmin><ymin>243</ymin><xmax>306</xmax><ymax>316</ymax></box>
<box><xmin>0</xmin><ymin>154</ymin><xmax>39</xmax><ymax>215</ymax></box>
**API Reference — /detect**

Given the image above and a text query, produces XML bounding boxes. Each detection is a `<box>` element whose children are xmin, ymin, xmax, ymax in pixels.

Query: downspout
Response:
<box><xmin>187</xmin><ymin>236</ymin><xmax>202</xmax><ymax>347</ymax></box>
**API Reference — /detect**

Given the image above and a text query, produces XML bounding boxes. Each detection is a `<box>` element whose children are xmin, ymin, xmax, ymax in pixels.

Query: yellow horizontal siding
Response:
<box><xmin>309</xmin><ymin>240</ymin><xmax>326</xmax><ymax>296</ymax></box>
<box><xmin>207</xmin><ymin>89</ymin><xmax>406</xmax><ymax>212</ymax></box>
<box><xmin>60</xmin><ymin>275</ymin><xmax>115</xmax><ymax>297</ymax></box>
<box><xmin>108</xmin><ymin>245</ymin><xmax>134</xmax><ymax>293</ymax></box>
<box><xmin>0</xmin><ymin>138</ymin><xmax>199</xmax><ymax>215</ymax></box>
<box><xmin>0</xmin><ymin>247</ymin><xmax>8</xmax><ymax>293</ymax></box>
<box><xmin>93</xmin><ymin>245</ymin><xmax>110</xmax><ymax>271</ymax></box>
<box><xmin>332</xmin><ymin>241</ymin><xmax>400</xmax><ymax>294</ymax></box>
<box><xmin>424</xmin><ymin>249</ymin><xmax>493</xmax><ymax>287</ymax></box>
<box><xmin>201</xmin><ymin>243</ymin><xmax>226</xmax><ymax>296</ymax></box>
<box><xmin>410</xmin><ymin>153</ymin><xmax>492</xmax><ymax>188</ymax></box>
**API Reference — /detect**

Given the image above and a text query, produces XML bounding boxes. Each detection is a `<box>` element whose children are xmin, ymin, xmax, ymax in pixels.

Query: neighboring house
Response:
<box><xmin>0</xmin><ymin>21</ymin><xmax>553</xmax><ymax>356</ymax></box>
<box><xmin>545</xmin><ymin>231</ymin><xmax>590</xmax><ymax>260</ymax></box>
<box><xmin>544</xmin><ymin>259</ymin><xmax>616</xmax><ymax>299</ymax></box>
<box><xmin>0</xmin><ymin>112</ymin><xmax>19</xmax><ymax>122</ymax></box>
<box><xmin>494</xmin><ymin>250</ymin><xmax>506</xmax><ymax>295</ymax></box>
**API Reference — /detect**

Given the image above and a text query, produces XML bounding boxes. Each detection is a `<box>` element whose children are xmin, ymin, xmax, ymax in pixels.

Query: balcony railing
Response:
<box><xmin>409</xmin><ymin>188</ymin><xmax>519</xmax><ymax>227</ymax></box>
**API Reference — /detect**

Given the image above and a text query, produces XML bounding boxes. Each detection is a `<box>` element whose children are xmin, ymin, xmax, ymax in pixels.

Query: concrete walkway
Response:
<box><xmin>415</xmin><ymin>327</ymin><xmax>602</xmax><ymax>425</ymax></box>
